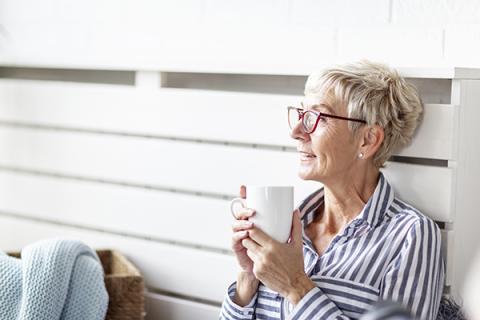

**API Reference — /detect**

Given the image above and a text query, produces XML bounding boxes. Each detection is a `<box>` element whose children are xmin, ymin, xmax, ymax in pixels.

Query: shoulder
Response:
<box><xmin>386</xmin><ymin>197</ymin><xmax>441</xmax><ymax>240</ymax></box>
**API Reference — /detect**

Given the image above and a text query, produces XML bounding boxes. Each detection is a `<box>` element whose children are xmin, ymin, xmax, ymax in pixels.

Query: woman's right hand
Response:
<box><xmin>231</xmin><ymin>186</ymin><xmax>260</xmax><ymax>307</ymax></box>
<box><xmin>231</xmin><ymin>185</ymin><xmax>256</xmax><ymax>275</ymax></box>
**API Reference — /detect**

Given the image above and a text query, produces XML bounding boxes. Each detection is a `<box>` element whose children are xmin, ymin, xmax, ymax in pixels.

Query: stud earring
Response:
<box><xmin>358</xmin><ymin>153</ymin><xmax>364</xmax><ymax>159</ymax></box>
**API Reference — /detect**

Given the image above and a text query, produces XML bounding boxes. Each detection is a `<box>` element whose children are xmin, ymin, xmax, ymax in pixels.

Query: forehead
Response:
<box><xmin>302</xmin><ymin>94</ymin><xmax>341</xmax><ymax>115</ymax></box>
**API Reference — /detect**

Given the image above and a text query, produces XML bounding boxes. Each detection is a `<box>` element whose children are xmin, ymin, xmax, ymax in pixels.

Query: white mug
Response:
<box><xmin>230</xmin><ymin>186</ymin><xmax>294</xmax><ymax>243</ymax></box>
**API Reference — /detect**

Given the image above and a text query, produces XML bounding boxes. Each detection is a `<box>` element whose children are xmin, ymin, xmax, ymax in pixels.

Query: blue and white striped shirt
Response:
<box><xmin>220</xmin><ymin>173</ymin><xmax>444</xmax><ymax>320</ymax></box>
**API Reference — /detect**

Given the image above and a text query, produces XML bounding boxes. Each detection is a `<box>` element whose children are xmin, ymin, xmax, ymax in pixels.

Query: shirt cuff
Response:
<box><xmin>287</xmin><ymin>287</ymin><xmax>341</xmax><ymax>320</ymax></box>
<box><xmin>221</xmin><ymin>281</ymin><xmax>257</xmax><ymax>320</ymax></box>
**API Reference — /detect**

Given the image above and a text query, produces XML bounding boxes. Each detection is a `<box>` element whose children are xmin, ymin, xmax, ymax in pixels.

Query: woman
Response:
<box><xmin>220</xmin><ymin>60</ymin><xmax>444</xmax><ymax>320</ymax></box>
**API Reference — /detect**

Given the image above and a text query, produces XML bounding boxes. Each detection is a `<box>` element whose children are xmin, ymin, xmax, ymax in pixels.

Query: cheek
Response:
<box><xmin>310</xmin><ymin>128</ymin><xmax>336</xmax><ymax>157</ymax></box>
<box><xmin>311</xmin><ymin>127</ymin><xmax>355</xmax><ymax>164</ymax></box>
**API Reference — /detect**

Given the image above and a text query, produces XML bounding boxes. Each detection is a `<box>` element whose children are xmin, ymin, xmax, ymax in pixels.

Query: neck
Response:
<box><xmin>319</xmin><ymin>166</ymin><xmax>380</xmax><ymax>234</ymax></box>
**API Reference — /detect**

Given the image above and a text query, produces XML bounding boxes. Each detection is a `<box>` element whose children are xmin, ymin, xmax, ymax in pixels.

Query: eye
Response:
<box><xmin>303</xmin><ymin>112</ymin><xmax>317</xmax><ymax>129</ymax></box>
<box><xmin>318</xmin><ymin>114</ymin><xmax>328</xmax><ymax>123</ymax></box>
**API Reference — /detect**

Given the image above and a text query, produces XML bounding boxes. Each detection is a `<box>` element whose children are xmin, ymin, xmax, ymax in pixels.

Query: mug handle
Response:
<box><xmin>230</xmin><ymin>197</ymin><xmax>247</xmax><ymax>218</ymax></box>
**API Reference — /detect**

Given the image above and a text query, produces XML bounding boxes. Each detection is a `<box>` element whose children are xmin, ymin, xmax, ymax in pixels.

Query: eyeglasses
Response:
<box><xmin>287</xmin><ymin>106</ymin><xmax>367</xmax><ymax>134</ymax></box>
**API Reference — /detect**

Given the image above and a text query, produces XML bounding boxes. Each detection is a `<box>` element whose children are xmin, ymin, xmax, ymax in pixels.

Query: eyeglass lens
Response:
<box><xmin>288</xmin><ymin>108</ymin><xmax>319</xmax><ymax>133</ymax></box>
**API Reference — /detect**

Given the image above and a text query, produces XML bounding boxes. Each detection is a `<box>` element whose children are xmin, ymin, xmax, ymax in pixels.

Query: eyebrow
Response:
<box><xmin>309</xmin><ymin>103</ymin><xmax>336</xmax><ymax>115</ymax></box>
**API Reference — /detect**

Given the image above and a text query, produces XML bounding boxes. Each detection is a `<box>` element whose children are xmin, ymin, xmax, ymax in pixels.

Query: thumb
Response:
<box><xmin>290</xmin><ymin>209</ymin><xmax>303</xmax><ymax>245</ymax></box>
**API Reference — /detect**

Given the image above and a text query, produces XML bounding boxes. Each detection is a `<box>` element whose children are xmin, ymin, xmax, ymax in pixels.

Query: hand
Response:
<box><xmin>242</xmin><ymin>209</ymin><xmax>316</xmax><ymax>305</ymax></box>
<box><xmin>231</xmin><ymin>186</ymin><xmax>260</xmax><ymax>306</ymax></box>
<box><xmin>231</xmin><ymin>185</ymin><xmax>256</xmax><ymax>275</ymax></box>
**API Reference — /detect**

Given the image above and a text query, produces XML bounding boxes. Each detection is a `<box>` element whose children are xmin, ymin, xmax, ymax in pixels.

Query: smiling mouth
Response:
<box><xmin>299</xmin><ymin>151</ymin><xmax>316</xmax><ymax>160</ymax></box>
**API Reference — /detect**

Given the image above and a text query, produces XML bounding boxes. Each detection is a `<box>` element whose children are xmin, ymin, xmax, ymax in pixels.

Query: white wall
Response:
<box><xmin>1</xmin><ymin>1</ymin><xmax>480</xmax><ymax>319</ymax></box>
<box><xmin>1</xmin><ymin>0</ymin><xmax>480</xmax><ymax>71</ymax></box>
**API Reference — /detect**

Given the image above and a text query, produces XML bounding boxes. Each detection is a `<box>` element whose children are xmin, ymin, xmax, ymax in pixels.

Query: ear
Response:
<box><xmin>358</xmin><ymin>125</ymin><xmax>384</xmax><ymax>160</ymax></box>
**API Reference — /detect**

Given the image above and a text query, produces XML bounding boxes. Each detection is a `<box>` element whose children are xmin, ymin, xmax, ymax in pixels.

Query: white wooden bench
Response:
<box><xmin>0</xmin><ymin>66</ymin><xmax>478</xmax><ymax>318</ymax></box>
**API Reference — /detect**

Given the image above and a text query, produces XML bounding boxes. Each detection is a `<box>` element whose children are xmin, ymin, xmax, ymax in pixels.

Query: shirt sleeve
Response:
<box><xmin>287</xmin><ymin>287</ymin><xmax>351</xmax><ymax>320</ymax></box>
<box><xmin>380</xmin><ymin>218</ymin><xmax>445</xmax><ymax>320</ymax></box>
<box><xmin>287</xmin><ymin>218</ymin><xmax>444</xmax><ymax>320</ymax></box>
<box><xmin>219</xmin><ymin>281</ymin><xmax>258</xmax><ymax>320</ymax></box>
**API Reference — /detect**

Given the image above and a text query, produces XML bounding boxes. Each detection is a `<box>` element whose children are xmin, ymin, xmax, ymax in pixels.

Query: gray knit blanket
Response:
<box><xmin>0</xmin><ymin>238</ymin><xmax>109</xmax><ymax>320</ymax></box>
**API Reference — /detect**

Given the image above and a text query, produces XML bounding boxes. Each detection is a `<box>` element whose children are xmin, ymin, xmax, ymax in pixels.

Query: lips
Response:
<box><xmin>299</xmin><ymin>151</ymin><xmax>316</xmax><ymax>160</ymax></box>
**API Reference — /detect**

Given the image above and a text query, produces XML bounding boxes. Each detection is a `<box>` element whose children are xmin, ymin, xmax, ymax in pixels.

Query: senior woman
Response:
<box><xmin>219</xmin><ymin>61</ymin><xmax>444</xmax><ymax>320</ymax></box>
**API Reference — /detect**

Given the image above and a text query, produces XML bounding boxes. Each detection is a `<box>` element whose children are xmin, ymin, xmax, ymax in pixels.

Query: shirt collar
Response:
<box><xmin>297</xmin><ymin>172</ymin><xmax>394</xmax><ymax>229</ymax></box>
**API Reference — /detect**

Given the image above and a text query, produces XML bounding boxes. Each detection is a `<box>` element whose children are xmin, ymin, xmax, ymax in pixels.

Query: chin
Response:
<box><xmin>298</xmin><ymin>169</ymin><xmax>317</xmax><ymax>181</ymax></box>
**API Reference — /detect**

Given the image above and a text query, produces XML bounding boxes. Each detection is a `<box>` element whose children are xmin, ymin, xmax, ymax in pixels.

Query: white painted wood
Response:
<box><xmin>382</xmin><ymin>162</ymin><xmax>454</xmax><ymax>222</ymax></box>
<box><xmin>135</xmin><ymin>71</ymin><xmax>162</xmax><ymax>89</ymax></box>
<box><xmin>0</xmin><ymin>68</ymin><xmax>476</xmax><ymax>304</ymax></box>
<box><xmin>448</xmin><ymin>80</ymin><xmax>480</xmax><ymax>299</ymax></box>
<box><xmin>0</xmin><ymin>125</ymin><xmax>320</xmax><ymax>203</ymax></box>
<box><xmin>0</xmin><ymin>80</ymin><xmax>459</xmax><ymax>160</ymax></box>
<box><xmin>0</xmin><ymin>215</ymin><xmax>238</xmax><ymax>303</ymax></box>
<box><xmin>441</xmin><ymin>230</ymin><xmax>454</xmax><ymax>286</ymax></box>
<box><xmin>2</xmin><ymin>58</ymin><xmax>480</xmax><ymax>79</ymax></box>
<box><xmin>0</xmin><ymin>164</ymin><xmax>455</xmax><ymax>257</ymax></box>
<box><xmin>0</xmin><ymin>203</ymin><xmax>456</xmax><ymax>310</ymax></box>
<box><xmin>394</xmin><ymin>67</ymin><xmax>480</xmax><ymax>80</ymax></box>
<box><xmin>145</xmin><ymin>291</ymin><xmax>220</xmax><ymax>320</ymax></box>
<box><xmin>0</xmin><ymin>128</ymin><xmax>453</xmax><ymax>221</ymax></box>
<box><xmin>395</xmin><ymin>104</ymin><xmax>458</xmax><ymax>160</ymax></box>
<box><xmin>407</xmin><ymin>78</ymin><xmax>452</xmax><ymax>104</ymax></box>
<box><xmin>0</xmin><ymin>79</ymin><xmax>298</xmax><ymax>147</ymax></box>
<box><xmin>0</xmin><ymin>126</ymin><xmax>454</xmax><ymax>221</ymax></box>
<box><xmin>0</xmin><ymin>170</ymin><xmax>232</xmax><ymax>250</ymax></box>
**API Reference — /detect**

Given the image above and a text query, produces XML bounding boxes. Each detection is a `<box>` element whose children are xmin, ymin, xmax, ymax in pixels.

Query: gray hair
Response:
<box><xmin>304</xmin><ymin>60</ymin><xmax>423</xmax><ymax>167</ymax></box>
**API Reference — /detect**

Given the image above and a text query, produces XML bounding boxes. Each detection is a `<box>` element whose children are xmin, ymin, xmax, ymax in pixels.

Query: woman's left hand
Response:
<box><xmin>242</xmin><ymin>209</ymin><xmax>316</xmax><ymax>305</ymax></box>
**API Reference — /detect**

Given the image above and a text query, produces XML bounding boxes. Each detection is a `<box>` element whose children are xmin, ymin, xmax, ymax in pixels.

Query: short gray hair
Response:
<box><xmin>304</xmin><ymin>60</ymin><xmax>423</xmax><ymax>167</ymax></box>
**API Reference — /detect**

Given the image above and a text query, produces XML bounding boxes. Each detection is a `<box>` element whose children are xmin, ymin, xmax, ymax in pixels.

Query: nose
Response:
<box><xmin>290</xmin><ymin>121</ymin><xmax>310</xmax><ymax>142</ymax></box>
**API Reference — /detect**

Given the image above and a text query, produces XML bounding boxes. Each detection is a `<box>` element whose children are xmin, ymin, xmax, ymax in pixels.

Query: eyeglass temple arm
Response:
<box><xmin>321</xmin><ymin>113</ymin><xmax>367</xmax><ymax>123</ymax></box>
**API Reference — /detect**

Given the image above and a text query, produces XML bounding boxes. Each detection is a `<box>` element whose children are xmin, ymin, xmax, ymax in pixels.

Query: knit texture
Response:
<box><xmin>0</xmin><ymin>238</ymin><xmax>109</xmax><ymax>320</ymax></box>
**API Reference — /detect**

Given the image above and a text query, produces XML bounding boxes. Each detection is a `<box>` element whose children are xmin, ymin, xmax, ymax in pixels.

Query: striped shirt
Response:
<box><xmin>220</xmin><ymin>173</ymin><xmax>444</xmax><ymax>320</ymax></box>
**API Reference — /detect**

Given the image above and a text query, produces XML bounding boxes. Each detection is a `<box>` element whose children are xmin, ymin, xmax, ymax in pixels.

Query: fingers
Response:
<box><xmin>240</xmin><ymin>185</ymin><xmax>246</xmax><ymax>199</ymax></box>
<box><xmin>232</xmin><ymin>230</ymin><xmax>249</xmax><ymax>252</ymax></box>
<box><xmin>245</xmin><ymin>247</ymin><xmax>260</xmax><ymax>262</ymax></box>
<box><xmin>248</xmin><ymin>227</ymin><xmax>274</xmax><ymax>247</ymax></box>
<box><xmin>232</xmin><ymin>220</ymin><xmax>254</xmax><ymax>232</ymax></box>
<box><xmin>242</xmin><ymin>238</ymin><xmax>262</xmax><ymax>259</ymax></box>
<box><xmin>232</xmin><ymin>208</ymin><xmax>256</xmax><ymax>220</ymax></box>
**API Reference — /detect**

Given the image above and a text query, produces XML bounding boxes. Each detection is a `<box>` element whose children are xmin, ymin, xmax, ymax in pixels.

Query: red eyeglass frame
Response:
<box><xmin>287</xmin><ymin>106</ymin><xmax>367</xmax><ymax>134</ymax></box>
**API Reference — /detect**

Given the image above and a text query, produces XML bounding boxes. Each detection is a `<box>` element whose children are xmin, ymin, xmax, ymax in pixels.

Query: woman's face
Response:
<box><xmin>290</xmin><ymin>94</ymin><xmax>361</xmax><ymax>183</ymax></box>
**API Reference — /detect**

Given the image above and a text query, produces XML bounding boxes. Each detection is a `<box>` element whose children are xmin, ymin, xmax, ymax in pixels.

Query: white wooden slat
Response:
<box><xmin>0</xmin><ymin>80</ymin><xmax>458</xmax><ymax>160</ymax></box>
<box><xmin>0</xmin><ymin>166</ymin><xmax>454</xmax><ymax>255</ymax></box>
<box><xmin>145</xmin><ymin>292</ymin><xmax>220</xmax><ymax>320</ymax></box>
<box><xmin>395</xmin><ymin>104</ymin><xmax>458</xmax><ymax>160</ymax></box>
<box><xmin>0</xmin><ymin>126</ymin><xmax>320</xmax><ymax>203</ymax></box>
<box><xmin>0</xmin><ymin>80</ymin><xmax>298</xmax><ymax>147</ymax></box>
<box><xmin>0</xmin><ymin>126</ymin><xmax>454</xmax><ymax>222</ymax></box>
<box><xmin>0</xmin><ymin>171</ymin><xmax>232</xmax><ymax>250</ymax></box>
<box><xmin>441</xmin><ymin>230</ymin><xmax>454</xmax><ymax>286</ymax></box>
<box><xmin>0</xmin><ymin>215</ymin><xmax>238</xmax><ymax>303</ymax></box>
<box><xmin>0</xmin><ymin>210</ymin><xmax>455</xmax><ymax>311</ymax></box>
<box><xmin>382</xmin><ymin>162</ymin><xmax>453</xmax><ymax>222</ymax></box>
<box><xmin>448</xmin><ymin>80</ymin><xmax>480</xmax><ymax>297</ymax></box>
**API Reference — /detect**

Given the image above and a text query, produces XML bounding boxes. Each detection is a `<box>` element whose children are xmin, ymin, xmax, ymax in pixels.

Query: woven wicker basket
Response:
<box><xmin>96</xmin><ymin>250</ymin><xmax>145</xmax><ymax>320</ymax></box>
<box><xmin>8</xmin><ymin>249</ymin><xmax>145</xmax><ymax>320</ymax></box>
